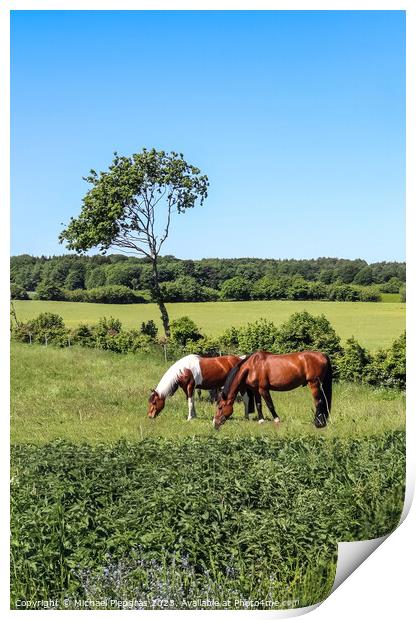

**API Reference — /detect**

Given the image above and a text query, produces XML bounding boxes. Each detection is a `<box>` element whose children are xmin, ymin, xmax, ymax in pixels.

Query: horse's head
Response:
<box><xmin>147</xmin><ymin>390</ymin><xmax>165</xmax><ymax>418</ymax></box>
<box><xmin>213</xmin><ymin>396</ymin><xmax>234</xmax><ymax>430</ymax></box>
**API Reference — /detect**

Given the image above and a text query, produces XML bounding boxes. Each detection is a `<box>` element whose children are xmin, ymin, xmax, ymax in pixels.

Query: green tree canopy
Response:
<box><xmin>59</xmin><ymin>149</ymin><xmax>209</xmax><ymax>335</ymax></box>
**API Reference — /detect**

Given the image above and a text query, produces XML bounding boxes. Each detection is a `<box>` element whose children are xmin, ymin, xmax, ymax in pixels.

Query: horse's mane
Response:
<box><xmin>222</xmin><ymin>354</ymin><xmax>252</xmax><ymax>399</ymax></box>
<box><xmin>155</xmin><ymin>354</ymin><xmax>201</xmax><ymax>399</ymax></box>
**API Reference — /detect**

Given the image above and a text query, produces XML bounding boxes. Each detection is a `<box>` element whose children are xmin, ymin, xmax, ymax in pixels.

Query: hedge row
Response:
<box><xmin>12</xmin><ymin>311</ymin><xmax>405</xmax><ymax>391</ymax></box>
<box><xmin>12</xmin><ymin>279</ymin><xmax>382</xmax><ymax>304</ymax></box>
<box><xmin>30</xmin><ymin>283</ymin><xmax>147</xmax><ymax>304</ymax></box>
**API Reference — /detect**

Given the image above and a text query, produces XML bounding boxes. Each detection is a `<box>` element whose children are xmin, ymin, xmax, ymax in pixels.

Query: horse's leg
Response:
<box><xmin>242</xmin><ymin>392</ymin><xmax>250</xmax><ymax>419</ymax></box>
<box><xmin>254</xmin><ymin>390</ymin><xmax>265</xmax><ymax>423</ymax></box>
<box><xmin>186</xmin><ymin>380</ymin><xmax>197</xmax><ymax>420</ymax></box>
<box><xmin>259</xmin><ymin>388</ymin><xmax>280</xmax><ymax>424</ymax></box>
<box><xmin>308</xmin><ymin>379</ymin><xmax>327</xmax><ymax>428</ymax></box>
<box><xmin>209</xmin><ymin>388</ymin><xmax>219</xmax><ymax>403</ymax></box>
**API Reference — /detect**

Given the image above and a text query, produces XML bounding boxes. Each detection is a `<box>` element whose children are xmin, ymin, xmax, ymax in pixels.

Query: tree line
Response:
<box><xmin>11</xmin><ymin>253</ymin><xmax>405</xmax><ymax>302</ymax></box>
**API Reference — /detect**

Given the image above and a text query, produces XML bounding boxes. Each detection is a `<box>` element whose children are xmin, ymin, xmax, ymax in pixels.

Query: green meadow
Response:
<box><xmin>11</xmin><ymin>342</ymin><xmax>405</xmax><ymax>445</ymax></box>
<box><xmin>13</xmin><ymin>299</ymin><xmax>405</xmax><ymax>350</ymax></box>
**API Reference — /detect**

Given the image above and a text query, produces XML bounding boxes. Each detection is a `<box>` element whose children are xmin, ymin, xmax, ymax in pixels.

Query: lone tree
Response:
<box><xmin>59</xmin><ymin>149</ymin><xmax>209</xmax><ymax>336</ymax></box>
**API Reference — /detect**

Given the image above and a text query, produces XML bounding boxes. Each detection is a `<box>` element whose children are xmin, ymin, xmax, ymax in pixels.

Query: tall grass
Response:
<box><xmin>11</xmin><ymin>433</ymin><xmax>405</xmax><ymax>609</ymax></box>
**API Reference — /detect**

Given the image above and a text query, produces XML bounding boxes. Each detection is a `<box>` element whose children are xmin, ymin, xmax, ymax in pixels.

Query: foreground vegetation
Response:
<box><xmin>12</xmin><ymin>298</ymin><xmax>405</xmax><ymax>350</ymax></box>
<box><xmin>11</xmin><ymin>433</ymin><xmax>405</xmax><ymax>609</ymax></box>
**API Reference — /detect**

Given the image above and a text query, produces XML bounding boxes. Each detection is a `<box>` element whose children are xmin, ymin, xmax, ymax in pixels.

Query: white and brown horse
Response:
<box><xmin>148</xmin><ymin>354</ymin><xmax>254</xmax><ymax>420</ymax></box>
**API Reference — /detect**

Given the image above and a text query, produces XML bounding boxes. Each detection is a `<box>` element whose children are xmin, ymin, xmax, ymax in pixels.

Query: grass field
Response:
<box><xmin>13</xmin><ymin>299</ymin><xmax>405</xmax><ymax>350</ymax></box>
<box><xmin>11</xmin><ymin>342</ymin><xmax>405</xmax><ymax>444</ymax></box>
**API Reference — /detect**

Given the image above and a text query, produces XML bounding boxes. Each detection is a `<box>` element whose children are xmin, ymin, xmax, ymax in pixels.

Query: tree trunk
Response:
<box><xmin>151</xmin><ymin>258</ymin><xmax>170</xmax><ymax>337</ymax></box>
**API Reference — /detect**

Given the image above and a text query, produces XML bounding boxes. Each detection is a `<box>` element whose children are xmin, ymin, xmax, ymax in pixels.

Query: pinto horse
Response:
<box><xmin>148</xmin><ymin>354</ymin><xmax>254</xmax><ymax>420</ymax></box>
<box><xmin>213</xmin><ymin>350</ymin><xmax>332</xmax><ymax>430</ymax></box>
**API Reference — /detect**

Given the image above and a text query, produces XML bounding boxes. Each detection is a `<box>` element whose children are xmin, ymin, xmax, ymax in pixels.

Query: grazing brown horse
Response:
<box><xmin>213</xmin><ymin>350</ymin><xmax>332</xmax><ymax>430</ymax></box>
<box><xmin>148</xmin><ymin>354</ymin><xmax>254</xmax><ymax>420</ymax></box>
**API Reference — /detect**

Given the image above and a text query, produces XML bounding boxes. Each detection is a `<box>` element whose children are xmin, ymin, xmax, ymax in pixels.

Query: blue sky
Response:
<box><xmin>11</xmin><ymin>10</ymin><xmax>405</xmax><ymax>262</ymax></box>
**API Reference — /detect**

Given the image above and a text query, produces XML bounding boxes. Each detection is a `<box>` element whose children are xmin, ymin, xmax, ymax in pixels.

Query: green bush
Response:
<box><xmin>273</xmin><ymin>312</ymin><xmax>343</xmax><ymax>377</ymax></box>
<box><xmin>358</xmin><ymin>287</ymin><xmax>381</xmax><ymax>302</ymax></box>
<box><xmin>34</xmin><ymin>282</ymin><xmax>65</xmax><ymax>301</ymax></box>
<box><xmin>220</xmin><ymin>276</ymin><xmax>251</xmax><ymax>301</ymax></box>
<box><xmin>64</xmin><ymin>289</ymin><xmax>90</xmax><ymax>302</ymax></box>
<box><xmin>338</xmin><ymin>337</ymin><xmax>372</xmax><ymax>383</ymax></box>
<box><xmin>63</xmin><ymin>286</ymin><xmax>146</xmax><ymax>303</ymax></box>
<box><xmin>379</xmin><ymin>277</ymin><xmax>402</xmax><ymax>294</ymax></box>
<box><xmin>236</xmin><ymin>318</ymin><xmax>280</xmax><ymax>352</ymax></box>
<box><xmin>328</xmin><ymin>284</ymin><xmax>360</xmax><ymax>302</ymax></box>
<box><xmin>184</xmin><ymin>335</ymin><xmax>222</xmax><ymax>356</ymax></box>
<box><xmin>140</xmin><ymin>320</ymin><xmax>158</xmax><ymax>339</ymax></box>
<box><xmin>70</xmin><ymin>324</ymin><xmax>96</xmax><ymax>347</ymax></box>
<box><xmin>13</xmin><ymin>312</ymin><xmax>69</xmax><ymax>346</ymax></box>
<box><xmin>287</xmin><ymin>277</ymin><xmax>311</xmax><ymax>300</ymax></box>
<box><xmin>10</xmin><ymin>283</ymin><xmax>29</xmax><ymax>300</ymax></box>
<box><xmin>251</xmin><ymin>276</ymin><xmax>290</xmax><ymax>300</ymax></box>
<box><xmin>160</xmin><ymin>277</ymin><xmax>218</xmax><ymax>302</ymax></box>
<box><xmin>170</xmin><ymin>316</ymin><xmax>202</xmax><ymax>346</ymax></box>
<box><xmin>365</xmin><ymin>333</ymin><xmax>406</xmax><ymax>391</ymax></box>
<box><xmin>220</xmin><ymin>326</ymin><xmax>241</xmax><ymax>351</ymax></box>
<box><xmin>94</xmin><ymin>285</ymin><xmax>146</xmax><ymax>304</ymax></box>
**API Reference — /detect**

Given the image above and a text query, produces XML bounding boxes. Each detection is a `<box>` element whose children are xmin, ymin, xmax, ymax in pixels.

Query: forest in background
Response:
<box><xmin>10</xmin><ymin>254</ymin><xmax>406</xmax><ymax>303</ymax></box>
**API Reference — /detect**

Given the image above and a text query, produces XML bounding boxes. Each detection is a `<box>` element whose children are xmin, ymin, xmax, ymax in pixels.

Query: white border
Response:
<box><xmin>2</xmin><ymin>2</ymin><xmax>413</xmax><ymax>619</ymax></box>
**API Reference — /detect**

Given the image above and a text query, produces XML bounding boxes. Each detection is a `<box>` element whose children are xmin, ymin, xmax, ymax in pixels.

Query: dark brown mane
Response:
<box><xmin>222</xmin><ymin>354</ymin><xmax>252</xmax><ymax>399</ymax></box>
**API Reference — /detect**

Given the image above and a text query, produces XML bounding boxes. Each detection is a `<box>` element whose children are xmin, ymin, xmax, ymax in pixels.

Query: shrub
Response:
<box><xmin>358</xmin><ymin>287</ymin><xmax>381</xmax><ymax>302</ymax></box>
<box><xmin>236</xmin><ymin>319</ymin><xmax>280</xmax><ymax>353</ymax></box>
<box><xmin>400</xmin><ymin>285</ymin><xmax>406</xmax><ymax>302</ymax></box>
<box><xmin>34</xmin><ymin>282</ymin><xmax>65</xmax><ymax>301</ymax></box>
<box><xmin>170</xmin><ymin>316</ymin><xmax>202</xmax><ymax>346</ymax></box>
<box><xmin>87</xmin><ymin>285</ymin><xmax>144</xmax><ymax>304</ymax></box>
<box><xmin>287</xmin><ymin>277</ymin><xmax>311</xmax><ymax>300</ymax></box>
<box><xmin>328</xmin><ymin>285</ymin><xmax>360</xmax><ymax>302</ymax></box>
<box><xmin>11</xmin><ymin>283</ymin><xmax>29</xmax><ymax>300</ymax></box>
<box><xmin>101</xmin><ymin>330</ymin><xmax>154</xmax><ymax>354</ymax></box>
<box><xmin>365</xmin><ymin>333</ymin><xmax>406</xmax><ymax>391</ymax></box>
<box><xmin>220</xmin><ymin>326</ymin><xmax>240</xmax><ymax>351</ymax></box>
<box><xmin>251</xmin><ymin>276</ymin><xmax>290</xmax><ymax>300</ymax></box>
<box><xmin>140</xmin><ymin>320</ymin><xmax>158</xmax><ymax>339</ymax></box>
<box><xmin>379</xmin><ymin>277</ymin><xmax>402</xmax><ymax>294</ymax></box>
<box><xmin>13</xmin><ymin>312</ymin><xmax>69</xmax><ymax>346</ymax></box>
<box><xmin>184</xmin><ymin>336</ymin><xmax>222</xmax><ymax>356</ymax></box>
<box><xmin>220</xmin><ymin>277</ymin><xmax>251</xmax><ymax>301</ymax></box>
<box><xmin>64</xmin><ymin>289</ymin><xmax>90</xmax><ymax>302</ymax></box>
<box><xmin>70</xmin><ymin>324</ymin><xmax>96</xmax><ymax>347</ymax></box>
<box><xmin>161</xmin><ymin>277</ymin><xmax>218</xmax><ymax>302</ymax></box>
<box><xmin>338</xmin><ymin>337</ymin><xmax>372</xmax><ymax>383</ymax></box>
<box><xmin>273</xmin><ymin>312</ymin><xmax>343</xmax><ymax>375</ymax></box>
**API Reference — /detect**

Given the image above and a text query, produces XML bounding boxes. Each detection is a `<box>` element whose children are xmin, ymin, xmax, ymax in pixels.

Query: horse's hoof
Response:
<box><xmin>274</xmin><ymin>418</ymin><xmax>281</xmax><ymax>425</ymax></box>
<box><xmin>258</xmin><ymin>419</ymin><xmax>265</xmax><ymax>424</ymax></box>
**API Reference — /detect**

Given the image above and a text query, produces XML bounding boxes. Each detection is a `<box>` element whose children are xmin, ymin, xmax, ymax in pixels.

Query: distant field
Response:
<box><xmin>13</xmin><ymin>299</ymin><xmax>405</xmax><ymax>350</ymax></box>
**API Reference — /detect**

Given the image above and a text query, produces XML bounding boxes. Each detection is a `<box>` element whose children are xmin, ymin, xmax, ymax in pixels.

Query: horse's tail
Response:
<box><xmin>321</xmin><ymin>354</ymin><xmax>332</xmax><ymax>414</ymax></box>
